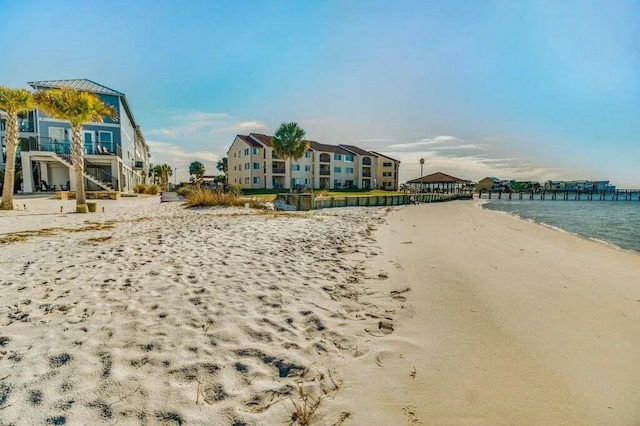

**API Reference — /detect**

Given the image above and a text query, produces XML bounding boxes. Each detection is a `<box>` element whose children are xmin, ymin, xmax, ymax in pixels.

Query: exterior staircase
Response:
<box><xmin>38</xmin><ymin>151</ymin><xmax>117</xmax><ymax>192</ymax></box>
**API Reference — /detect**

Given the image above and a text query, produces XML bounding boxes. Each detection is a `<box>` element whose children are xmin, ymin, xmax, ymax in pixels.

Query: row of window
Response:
<box><xmin>233</xmin><ymin>147</ymin><xmax>260</xmax><ymax>158</ymax></box>
<box><xmin>232</xmin><ymin>164</ymin><xmax>364</xmax><ymax>174</ymax></box>
<box><xmin>233</xmin><ymin>148</ymin><xmax>360</xmax><ymax>163</ymax></box>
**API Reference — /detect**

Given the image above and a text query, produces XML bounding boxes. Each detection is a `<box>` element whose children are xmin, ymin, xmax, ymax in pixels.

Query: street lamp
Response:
<box><xmin>419</xmin><ymin>158</ymin><xmax>425</xmax><ymax>193</ymax></box>
<box><xmin>174</xmin><ymin>168</ymin><xmax>177</xmax><ymax>187</ymax></box>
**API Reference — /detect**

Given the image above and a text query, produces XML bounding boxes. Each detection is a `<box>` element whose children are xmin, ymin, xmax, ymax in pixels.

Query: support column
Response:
<box><xmin>21</xmin><ymin>155</ymin><xmax>35</xmax><ymax>193</ymax></box>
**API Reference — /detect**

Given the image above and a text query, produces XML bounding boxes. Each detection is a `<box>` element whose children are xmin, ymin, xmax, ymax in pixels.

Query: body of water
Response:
<box><xmin>483</xmin><ymin>199</ymin><xmax>640</xmax><ymax>253</ymax></box>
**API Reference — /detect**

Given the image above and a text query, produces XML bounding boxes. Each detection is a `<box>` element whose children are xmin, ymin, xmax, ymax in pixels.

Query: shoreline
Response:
<box><xmin>481</xmin><ymin>198</ymin><xmax>640</xmax><ymax>255</ymax></box>
<box><xmin>339</xmin><ymin>200</ymin><xmax>640</xmax><ymax>425</ymax></box>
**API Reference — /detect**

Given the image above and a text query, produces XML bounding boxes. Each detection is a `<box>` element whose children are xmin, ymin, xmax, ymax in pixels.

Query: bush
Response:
<box><xmin>228</xmin><ymin>184</ymin><xmax>242</xmax><ymax>197</ymax></box>
<box><xmin>133</xmin><ymin>184</ymin><xmax>146</xmax><ymax>194</ymax></box>
<box><xmin>185</xmin><ymin>189</ymin><xmax>264</xmax><ymax>208</ymax></box>
<box><xmin>176</xmin><ymin>185</ymin><xmax>195</xmax><ymax>197</ymax></box>
<box><xmin>144</xmin><ymin>185</ymin><xmax>160</xmax><ymax>195</ymax></box>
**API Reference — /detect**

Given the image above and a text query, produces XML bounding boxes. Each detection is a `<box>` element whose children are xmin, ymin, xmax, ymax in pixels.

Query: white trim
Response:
<box><xmin>37</xmin><ymin>117</ymin><xmax>120</xmax><ymax>128</ymax></box>
<box><xmin>98</xmin><ymin>130</ymin><xmax>113</xmax><ymax>143</ymax></box>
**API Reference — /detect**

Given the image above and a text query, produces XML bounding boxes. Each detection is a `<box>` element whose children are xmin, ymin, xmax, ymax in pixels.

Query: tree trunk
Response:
<box><xmin>0</xmin><ymin>113</ymin><xmax>18</xmax><ymax>210</ymax></box>
<box><xmin>71</xmin><ymin>126</ymin><xmax>87</xmax><ymax>210</ymax></box>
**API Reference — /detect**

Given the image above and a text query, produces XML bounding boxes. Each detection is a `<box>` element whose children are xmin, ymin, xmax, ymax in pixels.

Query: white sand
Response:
<box><xmin>0</xmin><ymin>196</ymin><xmax>394</xmax><ymax>425</ymax></box>
<box><xmin>1</xmin><ymin>197</ymin><xmax>639</xmax><ymax>425</ymax></box>
<box><xmin>338</xmin><ymin>201</ymin><xmax>640</xmax><ymax>425</ymax></box>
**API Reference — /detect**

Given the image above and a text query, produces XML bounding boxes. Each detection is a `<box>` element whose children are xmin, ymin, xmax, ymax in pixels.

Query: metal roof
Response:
<box><xmin>28</xmin><ymin>79</ymin><xmax>124</xmax><ymax>96</ymax></box>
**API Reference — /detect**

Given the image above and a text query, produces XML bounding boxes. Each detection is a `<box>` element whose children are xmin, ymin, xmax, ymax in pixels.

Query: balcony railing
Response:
<box><xmin>0</xmin><ymin>119</ymin><xmax>35</xmax><ymax>133</ymax></box>
<box><xmin>319</xmin><ymin>169</ymin><xmax>330</xmax><ymax>176</ymax></box>
<box><xmin>21</xmin><ymin>137</ymin><xmax>122</xmax><ymax>158</ymax></box>
<box><xmin>272</xmin><ymin>167</ymin><xmax>286</xmax><ymax>174</ymax></box>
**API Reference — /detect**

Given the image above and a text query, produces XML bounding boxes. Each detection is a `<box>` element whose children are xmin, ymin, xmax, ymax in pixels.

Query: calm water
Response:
<box><xmin>483</xmin><ymin>199</ymin><xmax>640</xmax><ymax>253</ymax></box>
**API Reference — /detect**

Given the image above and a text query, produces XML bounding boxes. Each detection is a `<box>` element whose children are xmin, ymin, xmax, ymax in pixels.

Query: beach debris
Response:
<box><xmin>378</xmin><ymin>272</ymin><xmax>389</xmax><ymax>279</ymax></box>
<box><xmin>401</xmin><ymin>241</ymin><xmax>412</xmax><ymax>244</ymax></box>
<box><xmin>390</xmin><ymin>287</ymin><xmax>411</xmax><ymax>296</ymax></box>
<box><xmin>375</xmin><ymin>356</ymin><xmax>383</xmax><ymax>367</ymax></box>
<box><xmin>410</xmin><ymin>366</ymin><xmax>417</xmax><ymax>379</ymax></box>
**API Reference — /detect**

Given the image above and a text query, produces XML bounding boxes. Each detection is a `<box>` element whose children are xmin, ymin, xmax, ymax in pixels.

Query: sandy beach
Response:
<box><xmin>1</xmin><ymin>196</ymin><xmax>639</xmax><ymax>425</ymax></box>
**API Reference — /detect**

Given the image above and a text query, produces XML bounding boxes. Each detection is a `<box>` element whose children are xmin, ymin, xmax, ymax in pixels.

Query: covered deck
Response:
<box><xmin>406</xmin><ymin>172</ymin><xmax>474</xmax><ymax>194</ymax></box>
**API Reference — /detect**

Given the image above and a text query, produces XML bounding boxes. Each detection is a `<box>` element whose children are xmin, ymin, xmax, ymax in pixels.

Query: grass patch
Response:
<box><xmin>134</xmin><ymin>184</ymin><xmax>160</xmax><ymax>195</ymax></box>
<box><xmin>185</xmin><ymin>189</ymin><xmax>266</xmax><ymax>209</ymax></box>
<box><xmin>0</xmin><ymin>223</ymin><xmax>116</xmax><ymax>244</ymax></box>
<box><xmin>84</xmin><ymin>235</ymin><xmax>113</xmax><ymax>244</ymax></box>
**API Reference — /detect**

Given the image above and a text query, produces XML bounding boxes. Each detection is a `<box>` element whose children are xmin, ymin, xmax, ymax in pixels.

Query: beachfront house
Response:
<box><xmin>9</xmin><ymin>79</ymin><xmax>149</xmax><ymax>193</ymax></box>
<box><xmin>476</xmin><ymin>177</ymin><xmax>511</xmax><ymax>192</ymax></box>
<box><xmin>227</xmin><ymin>133</ymin><xmax>396</xmax><ymax>190</ymax></box>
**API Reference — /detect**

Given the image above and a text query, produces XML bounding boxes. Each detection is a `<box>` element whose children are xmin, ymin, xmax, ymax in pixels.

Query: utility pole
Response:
<box><xmin>419</xmin><ymin>158</ymin><xmax>425</xmax><ymax>192</ymax></box>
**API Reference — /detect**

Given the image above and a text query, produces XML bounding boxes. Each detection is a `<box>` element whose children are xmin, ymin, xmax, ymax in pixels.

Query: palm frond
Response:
<box><xmin>0</xmin><ymin>87</ymin><xmax>34</xmax><ymax>114</ymax></box>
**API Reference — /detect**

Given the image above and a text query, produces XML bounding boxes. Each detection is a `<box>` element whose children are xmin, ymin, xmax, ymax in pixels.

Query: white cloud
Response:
<box><xmin>387</xmin><ymin>135</ymin><xmax>456</xmax><ymax>150</ymax></box>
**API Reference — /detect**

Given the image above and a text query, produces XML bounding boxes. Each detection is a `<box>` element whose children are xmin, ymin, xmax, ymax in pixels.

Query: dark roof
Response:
<box><xmin>370</xmin><ymin>151</ymin><xmax>400</xmax><ymax>163</ymax></box>
<box><xmin>238</xmin><ymin>134</ymin><xmax>263</xmax><ymax>148</ymax></box>
<box><xmin>248</xmin><ymin>133</ymin><xmax>273</xmax><ymax>147</ymax></box>
<box><xmin>339</xmin><ymin>144</ymin><xmax>374</xmax><ymax>156</ymax></box>
<box><xmin>28</xmin><ymin>79</ymin><xmax>123</xmax><ymax>95</ymax></box>
<box><xmin>308</xmin><ymin>141</ymin><xmax>350</xmax><ymax>154</ymax></box>
<box><xmin>406</xmin><ymin>172</ymin><xmax>471</xmax><ymax>184</ymax></box>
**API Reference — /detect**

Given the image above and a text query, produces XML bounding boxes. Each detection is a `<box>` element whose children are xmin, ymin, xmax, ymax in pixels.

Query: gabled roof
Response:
<box><xmin>338</xmin><ymin>144</ymin><xmax>374</xmax><ymax>156</ymax></box>
<box><xmin>308</xmin><ymin>141</ymin><xmax>350</xmax><ymax>154</ymax></box>
<box><xmin>406</xmin><ymin>172</ymin><xmax>471</xmax><ymax>184</ymax></box>
<box><xmin>28</xmin><ymin>79</ymin><xmax>124</xmax><ymax>96</ymax></box>
<box><xmin>370</xmin><ymin>151</ymin><xmax>400</xmax><ymax>163</ymax></box>
<box><xmin>248</xmin><ymin>133</ymin><xmax>273</xmax><ymax>147</ymax></box>
<box><xmin>480</xmin><ymin>176</ymin><xmax>500</xmax><ymax>182</ymax></box>
<box><xmin>238</xmin><ymin>134</ymin><xmax>263</xmax><ymax>148</ymax></box>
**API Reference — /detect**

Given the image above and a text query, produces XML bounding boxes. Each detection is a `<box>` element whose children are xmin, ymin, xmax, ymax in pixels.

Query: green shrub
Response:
<box><xmin>133</xmin><ymin>184</ymin><xmax>146</xmax><ymax>194</ymax></box>
<box><xmin>228</xmin><ymin>184</ymin><xmax>242</xmax><ymax>197</ymax></box>
<box><xmin>176</xmin><ymin>185</ymin><xmax>195</xmax><ymax>197</ymax></box>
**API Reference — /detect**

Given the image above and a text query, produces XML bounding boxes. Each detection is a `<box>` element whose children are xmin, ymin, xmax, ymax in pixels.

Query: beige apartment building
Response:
<box><xmin>227</xmin><ymin>133</ymin><xmax>400</xmax><ymax>190</ymax></box>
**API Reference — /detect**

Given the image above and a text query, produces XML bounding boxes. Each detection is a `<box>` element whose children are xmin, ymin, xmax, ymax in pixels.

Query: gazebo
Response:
<box><xmin>406</xmin><ymin>172</ymin><xmax>473</xmax><ymax>193</ymax></box>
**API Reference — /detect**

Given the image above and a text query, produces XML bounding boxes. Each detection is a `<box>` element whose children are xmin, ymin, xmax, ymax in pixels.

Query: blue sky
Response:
<box><xmin>1</xmin><ymin>0</ymin><xmax>639</xmax><ymax>185</ymax></box>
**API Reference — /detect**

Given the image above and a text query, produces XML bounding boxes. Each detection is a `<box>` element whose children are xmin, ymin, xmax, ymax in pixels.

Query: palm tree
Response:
<box><xmin>272</xmin><ymin>122</ymin><xmax>308</xmax><ymax>191</ymax></box>
<box><xmin>0</xmin><ymin>87</ymin><xmax>34</xmax><ymax>210</ymax></box>
<box><xmin>189</xmin><ymin>161</ymin><xmax>205</xmax><ymax>186</ymax></box>
<box><xmin>216</xmin><ymin>157</ymin><xmax>228</xmax><ymax>183</ymax></box>
<box><xmin>34</xmin><ymin>88</ymin><xmax>117</xmax><ymax>213</ymax></box>
<box><xmin>159</xmin><ymin>163</ymin><xmax>172</xmax><ymax>190</ymax></box>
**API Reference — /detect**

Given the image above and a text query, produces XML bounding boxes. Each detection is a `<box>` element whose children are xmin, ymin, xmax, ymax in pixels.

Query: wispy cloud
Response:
<box><xmin>387</xmin><ymin>135</ymin><xmax>456</xmax><ymax>150</ymax></box>
<box><xmin>147</xmin><ymin>140</ymin><xmax>222</xmax><ymax>183</ymax></box>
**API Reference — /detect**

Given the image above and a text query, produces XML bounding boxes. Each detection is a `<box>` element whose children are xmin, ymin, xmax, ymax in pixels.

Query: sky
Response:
<box><xmin>1</xmin><ymin>0</ymin><xmax>639</xmax><ymax>186</ymax></box>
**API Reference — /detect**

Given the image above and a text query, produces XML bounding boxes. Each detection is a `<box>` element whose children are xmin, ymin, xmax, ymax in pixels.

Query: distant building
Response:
<box><xmin>510</xmin><ymin>181</ymin><xmax>541</xmax><ymax>191</ymax></box>
<box><xmin>406</xmin><ymin>172</ymin><xmax>472</xmax><ymax>193</ymax></box>
<box><xmin>476</xmin><ymin>177</ymin><xmax>511</xmax><ymax>191</ymax></box>
<box><xmin>226</xmin><ymin>133</ymin><xmax>396</xmax><ymax>190</ymax></box>
<box><xmin>544</xmin><ymin>180</ymin><xmax>616</xmax><ymax>192</ymax></box>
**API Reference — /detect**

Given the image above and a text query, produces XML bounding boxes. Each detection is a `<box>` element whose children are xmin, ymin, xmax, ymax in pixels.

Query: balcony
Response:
<box><xmin>1</xmin><ymin>119</ymin><xmax>35</xmax><ymax>133</ymax></box>
<box><xmin>319</xmin><ymin>168</ymin><xmax>330</xmax><ymax>176</ymax></box>
<box><xmin>21</xmin><ymin>137</ymin><xmax>122</xmax><ymax>157</ymax></box>
<box><xmin>362</xmin><ymin>168</ymin><xmax>372</xmax><ymax>178</ymax></box>
<box><xmin>134</xmin><ymin>161</ymin><xmax>144</xmax><ymax>169</ymax></box>
<box><xmin>319</xmin><ymin>153</ymin><xmax>331</xmax><ymax>163</ymax></box>
<box><xmin>272</xmin><ymin>167</ymin><xmax>286</xmax><ymax>175</ymax></box>
<box><xmin>362</xmin><ymin>157</ymin><xmax>372</xmax><ymax>166</ymax></box>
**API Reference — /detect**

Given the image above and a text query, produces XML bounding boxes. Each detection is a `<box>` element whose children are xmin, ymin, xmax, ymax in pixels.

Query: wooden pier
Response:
<box><xmin>478</xmin><ymin>189</ymin><xmax>640</xmax><ymax>202</ymax></box>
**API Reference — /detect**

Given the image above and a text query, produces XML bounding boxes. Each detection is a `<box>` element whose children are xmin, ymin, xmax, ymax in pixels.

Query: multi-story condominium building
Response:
<box><xmin>0</xmin><ymin>79</ymin><xmax>149</xmax><ymax>193</ymax></box>
<box><xmin>227</xmin><ymin>133</ymin><xmax>399</xmax><ymax>190</ymax></box>
<box><xmin>370</xmin><ymin>151</ymin><xmax>400</xmax><ymax>190</ymax></box>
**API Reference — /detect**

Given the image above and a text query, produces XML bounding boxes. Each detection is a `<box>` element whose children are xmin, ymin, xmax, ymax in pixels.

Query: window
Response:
<box><xmin>252</xmin><ymin>147</ymin><xmax>258</xmax><ymax>154</ymax></box>
<box><xmin>253</xmin><ymin>162</ymin><xmax>260</xmax><ymax>169</ymax></box>
<box><xmin>383</xmin><ymin>162</ymin><xmax>392</xmax><ymax>167</ymax></box>
<box><xmin>292</xmin><ymin>164</ymin><xmax>300</xmax><ymax>171</ymax></box>
<box><xmin>245</xmin><ymin>177</ymin><xmax>250</xmax><ymax>184</ymax></box>
<box><xmin>305</xmin><ymin>152</ymin><xmax>311</xmax><ymax>158</ymax></box>
<box><xmin>345</xmin><ymin>167</ymin><xmax>354</xmax><ymax>173</ymax></box>
<box><xmin>334</xmin><ymin>167</ymin><xmax>341</xmax><ymax>173</ymax></box>
<box><xmin>245</xmin><ymin>162</ymin><xmax>250</xmax><ymax>170</ymax></box>
<box><xmin>345</xmin><ymin>154</ymin><xmax>353</xmax><ymax>162</ymax></box>
<box><xmin>244</xmin><ymin>148</ymin><xmax>249</xmax><ymax>155</ymax></box>
<box><xmin>334</xmin><ymin>179</ymin><xmax>341</xmax><ymax>188</ymax></box>
<box><xmin>304</xmin><ymin>178</ymin><xmax>311</xmax><ymax>185</ymax></box>
<box><xmin>382</xmin><ymin>181</ymin><xmax>391</xmax><ymax>187</ymax></box>
<box><xmin>334</xmin><ymin>154</ymin><xmax>342</xmax><ymax>161</ymax></box>
<box><xmin>98</xmin><ymin>131</ymin><xmax>112</xmax><ymax>143</ymax></box>
<box><xmin>383</xmin><ymin>172</ymin><xmax>392</xmax><ymax>177</ymax></box>
<box><xmin>253</xmin><ymin>176</ymin><xmax>260</xmax><ymax>184</ymax></box>
<box><xmin>304</xmin><ymin>165</ymin><xmax>311</xmax><ymax>172</ymax></box>
<box><xmin>234</xmin><ymin>153</ymin><xmax>237</xmax><ymax>158</ymax></box>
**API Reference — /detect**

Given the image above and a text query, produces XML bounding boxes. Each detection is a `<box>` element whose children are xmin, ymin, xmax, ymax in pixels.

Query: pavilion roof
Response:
<box><xmin>406</xmin><ymin>172</ymin><xmax>471</xmax><ymax>184</ymax></box>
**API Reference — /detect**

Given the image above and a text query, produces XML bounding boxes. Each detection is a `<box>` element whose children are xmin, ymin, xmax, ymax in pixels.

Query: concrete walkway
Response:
<box><xmin>160</xmin><ymin>192</ymin><xmax>185</xmax><ymax>203</ymax></box>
